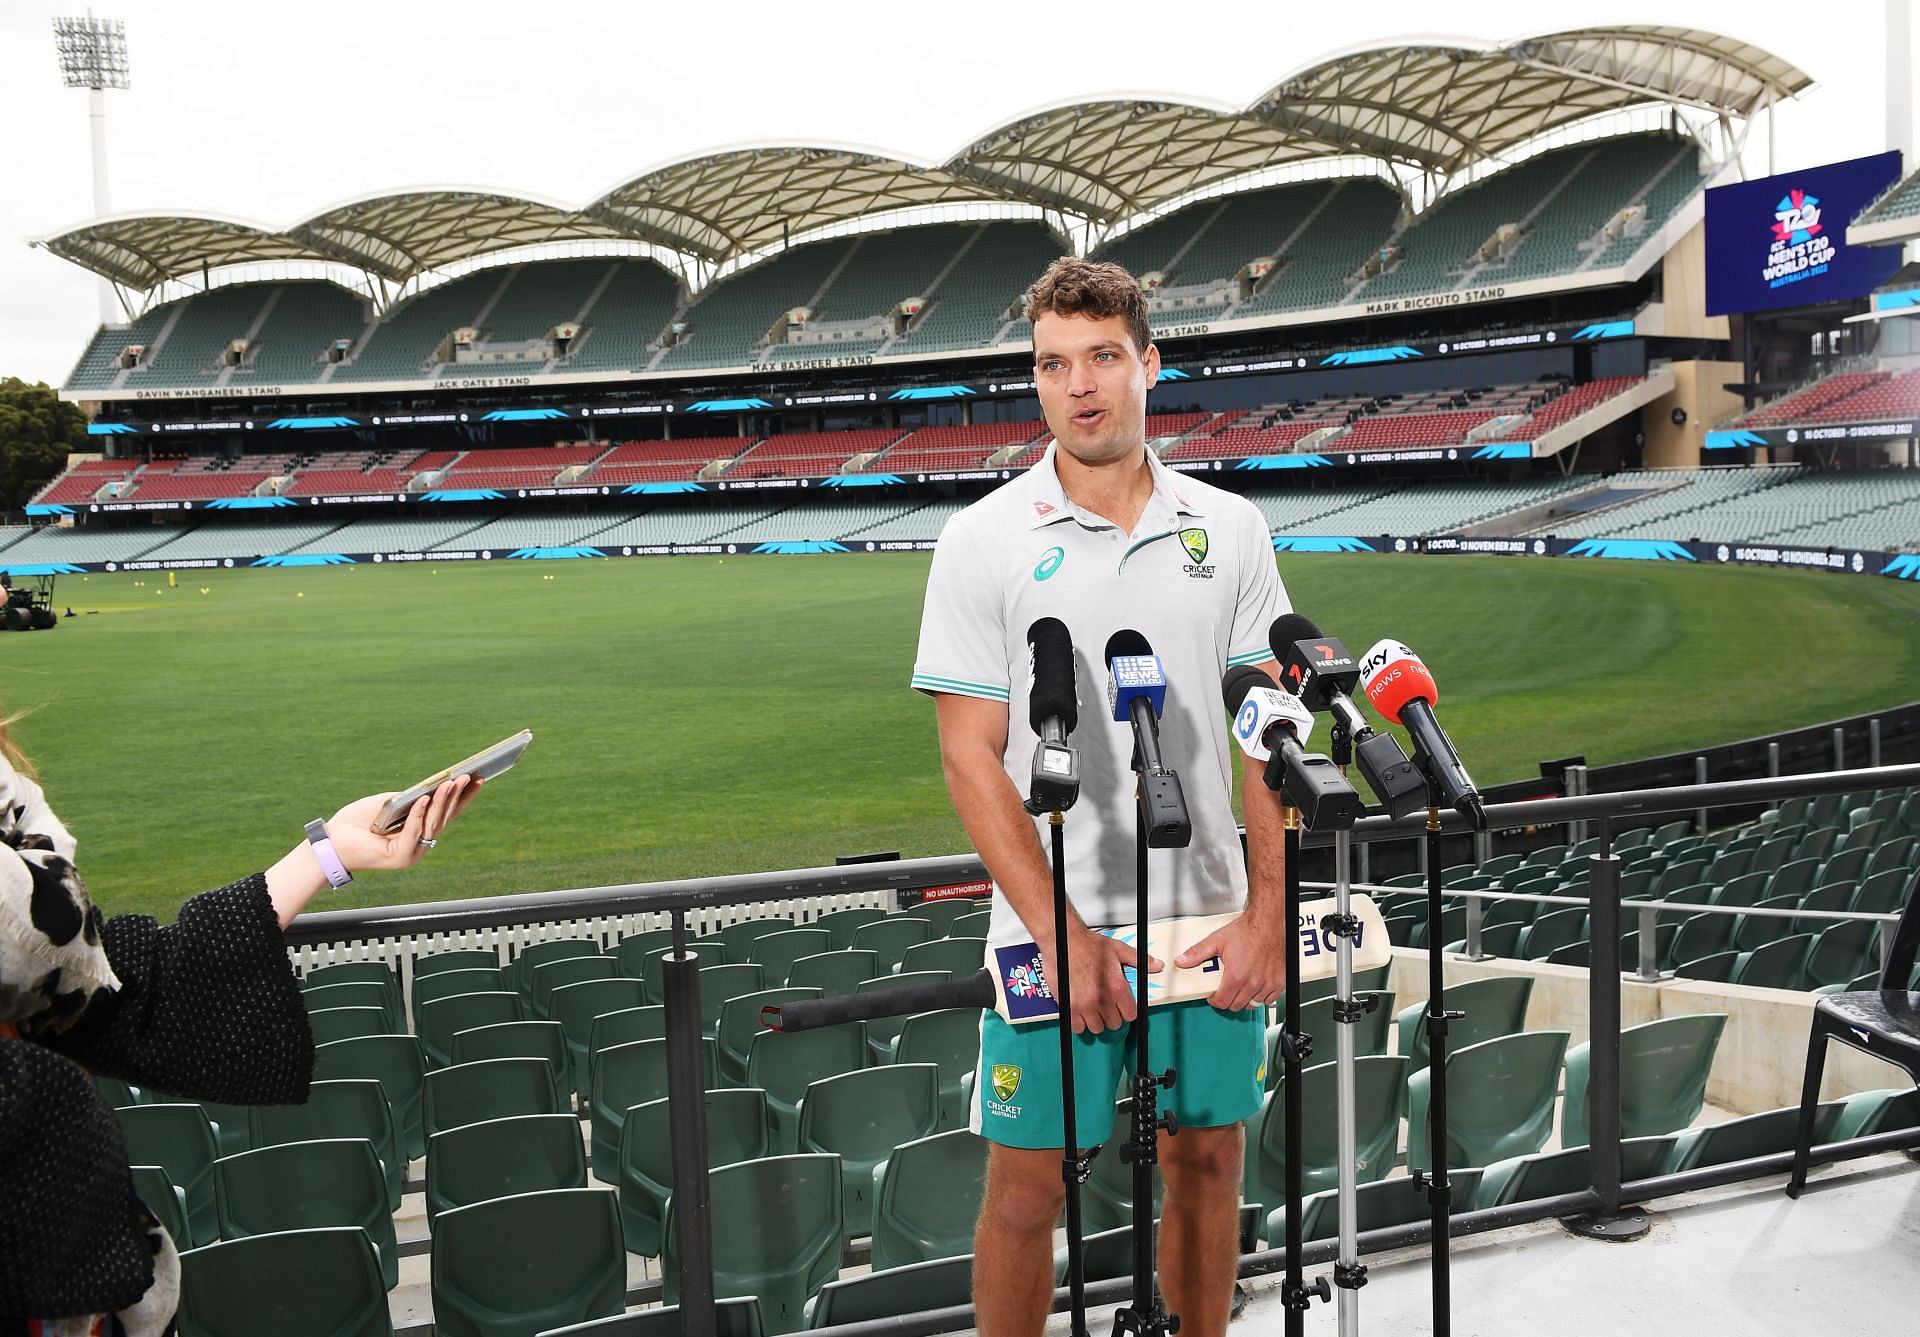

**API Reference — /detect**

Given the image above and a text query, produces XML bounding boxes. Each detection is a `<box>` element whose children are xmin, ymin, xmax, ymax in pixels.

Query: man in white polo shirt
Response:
<box><xmin>912</xmin><ymin>256</ymin><xmax>1292</xmax><ymax>1337</ymax></box>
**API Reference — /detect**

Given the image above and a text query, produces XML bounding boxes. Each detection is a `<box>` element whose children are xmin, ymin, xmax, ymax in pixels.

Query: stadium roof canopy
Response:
<box><xmin>33</xmin><ymin>24</ymin><xmax>1810</xmax><ymax>293</ymax></box>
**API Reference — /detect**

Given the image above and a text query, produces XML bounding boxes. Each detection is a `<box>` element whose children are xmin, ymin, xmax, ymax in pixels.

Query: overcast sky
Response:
<box><xmin>1</xmin><ymin>1</ymin><xmax>1913</xmax><ymax>387</ymax></box>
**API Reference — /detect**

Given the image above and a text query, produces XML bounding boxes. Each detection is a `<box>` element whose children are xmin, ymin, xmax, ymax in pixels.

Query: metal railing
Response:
<box><xmin>290</xmin><ymin>764</ymin><xmax>1920</xmax><ymax>1337</ymax></box>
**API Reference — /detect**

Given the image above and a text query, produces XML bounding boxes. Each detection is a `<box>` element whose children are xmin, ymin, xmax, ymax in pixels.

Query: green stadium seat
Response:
<box><xmin>1831</xmin><ymin>1087</ymin><xmax>1920</xmax><ymax>1140</ymax></box>
<box><xmin>178</xmin><ymin>1227</ymin><xmax>392</xmax><ymax>1337</ymax></box>
<box><xmin>854</xmin><ymin>918</ymin><xmax>931</xmax><ymax>972</ymax></box>
<box><xmin>948</xmin><ymin>910</ymin><xmax>994</xmax><ymax>939</ymax></box>
<box><xmin>718</xmin><ymin>987</ymin><xmax>821</xmax><ymax>1086</ymax></box>
<box><xmin>95</xmin><ymin>1073</ymin><xmax>142</xmax><ymax>1108</ymax></box>
<box><xmin>1734</xmin><ymin>935</ymin><xmax>1816</xmax><ymax>990</ymax></box>
<box><xmin>1249</xmin><ymin>1057</ymin><xmax>1407</xmax><ymax>1237</ymax></box>
<box><xmin>857</xmin><ymin>970</ymin><xmax>951</xmax><ymax>1063</ymax></box>
<box><xmin>806</xmin><ymin>1253</ymin><xmax>972</xmax><ymax>1328</ymax></box>
<box><xmin>663</xmin><ymin>1154</ymin><xmax>843</xmax><ymax>1335</ymax></box>
<box><xmin>1407</xmin><ymin>1031</ymin><xmax>1569</xmax><ymax>1175</ymax></box>
<box><xmin>1395</xmin><ymin>976</ymin><xmax>1532</xmax><ymax>1069</ymax></box>
<box><xmin>918</xmin><ymin>898</ymin><xmax>988</xmax><ymax>937</ymax></box>
<box><xmin>311</xmin><ymin>1034</ymin><xmax>429</xmax><ymax>1161</ymax></box>
<box><xmin>1520</xmin><ymin>907</ymin><xmax>1588</xmax><ymax>961</ymax></box>
<box><xmin>1818</xmin><ymin>847</ymin><xmax>1872</xmax><ymax>888</ymax></box>
<box><xmin>414</xmin><ymin>949</ymin><xmax>502</xmax><ymax>980</ymax></box>
<box><xmin>450</xmin><ymin>1021</ymin><xmax>571</xmax><ymax>1112</ymax></box>
<box><xmin>551</xmin><ymin>977</ymin><xmax>650</xmax><ymax>1095</ymax></box>
<box><xmin>745</xmin><ymin>1021</ymin><xmax>868</xmax><ymax>1153</ymax></box>
<box><xmin>1769</xmin><ymin>857</ymin><xmax>1825</xmax><ymax>904</ymax></box>
<box><xmin>1277</xmin><ymin>1169</ymin><xmax>1484</xmax><ymax>1244</ymax></box>
<box><xmin>717</xmin><ymin>917</ymin><xmax>797</xmax><ymax>961</ymax></box>
<box><xmin>870</xmin><ymin>1128</ymin><xmax>989</xmax><ymax>1270</ymax></box>
<box><xmin>798</xmin><ymin>1063</ymin><xmax>942</xmax><ymax>1237</ymax></box>
<box><xmin>130</xmin><ymin>1162</ymin><xmax>190</xmax><ymax>1250</ymax></box>
<box><xmin>1732</xmin><ymin>894</ymin><xmax>1802</xmax><ymax>953</ymax></box>
<box><xmin>1666</xmin><ymin>911</ymin><xmax>1735</xmax><ymax>968</ymax></box>
<box><xmin>787</xmin><ymin>949</ymin><xmax>879</xmax><ymax>996</ymax></box>
<box><xmin>900</xmin><ymin>936</ymin><xmax>986</xmax><ymax>978</ymax></box>
<box><xmin>536</xmin><ymin>1298</ymin><xmax>766</xmax><ymax>1336</ymax></box>
<box><xmin>638</xmin><ymin>944</ymin><xmax>725</xmax><ymax>1006</ymax></box>
<box><xmin>419</xmin><ymin>991</ymin><xmax>523</xmax><ymax>1069</ymax></box>
<box><xmin>1474</xmin><ymin>1136</ymin><xmax>1675</xmax><ymax>1208</ymax></box>
<box><xmin>587</xmin><ymin>1007</ymin><xmax>666</xmax><ymax>1087</ymax></box>
<box><xmin>1672</xmin><ymin>1103</ymin><xmax>1842</xmax><ymax>1172</ymax></box>
<box><xmin>509</xmin><ymin>939</ymin><xmax>602</xmax><ymax>1003</ymax></box>
<box><xmin>432</xmin><ymin>1188</ymin><xmax>626</xmax><ymax>1337</ymax></box>
<box><xmin>1562</xmin><ymin>1014</ymin><xmax>1727</xmax><ymax>1148</ymax></box>
<box><xmin>117</xmin><ymin>1103</ymin><xmax>220</xmax><ymax>1247</ymax></box>
<box><xmin>699</xmin><ymin>963</ymin><xmax>770</xmax><ymax>1037</ymax></box>
<box><xmin>589</xmin><ymin>1037</ymin><xmax>718</xmax><ymax>1182</ymax></box>
<box><xmin>1270</xmin><ymin>993</ymin><xmax>1394</xmax><ymax>1082</ymax></box>
<box><xmin>890</xmin><ymin>1007</ymin><xmax>984</xmax><ymax>1130</ymax></box>
<box><xmin>1855</xmin><ymin>868</ymin><xmax>1914</xmax><ymax>916</ymax></box>
<box><xmin>811</xmin><ymin>907</ymin><xmax>889</xmax><ymax>950</ymax></box>
<box><xmin>752</xmin><ymin>929</ymin><xmax>832</xmax><ymax>988</ymax></box>
<box><xmin>251</xmin><ymin>1079</ymin><xmax>403</xmax><ymax>1212</ymax></box>
<box><xmin>1805</xmin><ymin>919</ymin><xmax>1880</xmax><ymax>988</ymax></box>
<box><xmin>617</xmin><ymin>1087</ymin><xmax>771</xmax><ymax>1257</ymax></box>
<box><xmin>529</xmin><ymin>956</ymin><xmax>620</xmax><ymax>1020</ymax></box>
<box><xmin>304</xmin><ymin>981</ymin><xmax>400</xmax><ymax>1030</ymax></box>
<box><xmin>425</xmin><ymin>1112</ymin><xmax>587</xmax><ymax>1223</ymax></box>
<box><xmin>1442</xmin><ymin>922</ymin><xmax>1523</xmax><ymax>958</ymax></box>
<box><xmin>1673</xmin><ymin>949</ymin><xmax>1740</xmax><ymax>983</ymax></box>
<box><xmin>304</xmin><ymin>961</ymin><xmax>401</xmax><ymax>1001</ymax></box>
<box><xmin>612</xmin><ymin>927</ymin><xmax>679</xmax><ymax>978</ymax></box>
<box><xmin>1069</xmin><ymin>1206</ymin><xmax>1262</xmax><ymax>1281</ymax></box>
<box><xmin>188</xmin><ymin>1100</ymin><xmax>252</xmax><ymax>1161</ymax></box>
<box><xmin>412</xmin><ymin>967</ymin><xmax>507</xmax><ymax>1029</ymax></box>
<box><xmin>308</xmin><ymin>1005</ymin><xmax>392</xmax><ymax>1046</ymax></box>
<box><xmin>213</xmin><ymin>1138</ymin><xmax>399</xmax><ymax>1289</ymax></box>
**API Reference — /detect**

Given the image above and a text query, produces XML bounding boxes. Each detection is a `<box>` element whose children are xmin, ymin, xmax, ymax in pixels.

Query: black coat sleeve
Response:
<box><xmin>38</xmin><ymin>873</ymin><xmax>314</xmax><ymax>1105</ymax></box>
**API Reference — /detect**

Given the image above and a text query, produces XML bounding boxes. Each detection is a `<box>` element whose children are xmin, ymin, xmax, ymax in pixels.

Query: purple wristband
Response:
<box><xmin>304</xmin><ymin>819</ymin><xmax>353</xmax><ymax>888</ymax></box>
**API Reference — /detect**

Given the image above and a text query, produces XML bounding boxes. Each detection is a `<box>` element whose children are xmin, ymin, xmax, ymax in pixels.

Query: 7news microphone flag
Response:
<box><xmin>1357</xmin><ymin>639</ymin><xmax>1488</xmax><ymax>829</ymax></box>
<box><xmin>1268</xmin><ymin>613</ymin><xmax>1427</xmax><ymax>817</ymax></box>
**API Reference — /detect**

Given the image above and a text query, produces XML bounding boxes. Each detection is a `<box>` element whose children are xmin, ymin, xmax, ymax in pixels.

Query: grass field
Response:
<box><xmin>8</xmin><ymin>552</ymin><xmax>1920</xmax><ymax>921</ymax></box>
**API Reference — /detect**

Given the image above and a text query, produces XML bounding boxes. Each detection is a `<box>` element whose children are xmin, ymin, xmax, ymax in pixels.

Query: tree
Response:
<box><xmin>0</xmin><ymin>378</ymin><xmax>89</xmax><ymax>511</ymax></box>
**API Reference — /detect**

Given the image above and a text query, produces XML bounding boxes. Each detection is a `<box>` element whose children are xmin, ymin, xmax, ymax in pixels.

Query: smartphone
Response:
<box><xmin>370</xmin><ymin>729</ymin><xmax>532</xmax><ymax>834</ymax></box>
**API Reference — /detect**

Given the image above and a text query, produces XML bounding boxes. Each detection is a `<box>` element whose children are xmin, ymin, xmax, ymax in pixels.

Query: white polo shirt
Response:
<box><xmin>912</xmin><ymin>442</ymin><xmax>1288</xmax><ymax>946</ymax></box>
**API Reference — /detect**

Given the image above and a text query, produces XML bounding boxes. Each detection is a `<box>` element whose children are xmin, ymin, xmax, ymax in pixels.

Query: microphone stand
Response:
<box><xmin>1024</xmin><ymin>784</ymin><xmax>1093</xmax><ymax>1337</ymax></box>
<box><xmin>1278</xmin><ymin>803</ymin><xmax>1327</xmax><ymax>1337</ymax></box>
<box><xmin>1325</xmin><ymin>716</ymin><xmax>1369</xmax><ymax>1337</ymax></box>
<box><xmin>1115</xmin><ymin>703</ymin><xmax>1186</xmax><ymax>1337</ymax></box>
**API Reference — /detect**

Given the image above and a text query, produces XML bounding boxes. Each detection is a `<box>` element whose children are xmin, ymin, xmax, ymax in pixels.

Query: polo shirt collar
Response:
<box><xmin>1022</xmin><ymin>440</ymin><xmax>1206</xmax><ymax>532</ymax></box>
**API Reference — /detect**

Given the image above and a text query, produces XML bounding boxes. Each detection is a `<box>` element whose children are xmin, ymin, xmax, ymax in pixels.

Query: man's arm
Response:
<box><xmin>1173</xmin><ymin>658</ymin><xmax>1292</xmax><ymax>1011</ymax></box>
<box><xmin>933</xmin><ymin>692</ymin><xmax>1154</xmax><ymax>1033</ymax></box>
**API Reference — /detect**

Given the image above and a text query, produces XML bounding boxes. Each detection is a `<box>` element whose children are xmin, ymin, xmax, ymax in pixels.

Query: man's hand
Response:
<box><xmin>1044</xmin><ymin>924</ymin><xmax>1162</xmax><ymax>1034</ymax></box>
<box><xmin>1174</xmin><ymin>911</ymin><xmax>1290</xmax><ymax>1013</ymax></box>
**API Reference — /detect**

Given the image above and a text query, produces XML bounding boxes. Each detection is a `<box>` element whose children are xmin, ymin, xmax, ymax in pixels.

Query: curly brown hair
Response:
<box><xmin>1024</xmin><ymin>256</ymin><xmax>1152</xmax><ymax>355</ymax></box>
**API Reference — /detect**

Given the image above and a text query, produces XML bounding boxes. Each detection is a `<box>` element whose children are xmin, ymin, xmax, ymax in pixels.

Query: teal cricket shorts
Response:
<box><xmin>968</xmin><ymin>999</ymin><xmax>1266</xmax><ymax>1149</ymax></box>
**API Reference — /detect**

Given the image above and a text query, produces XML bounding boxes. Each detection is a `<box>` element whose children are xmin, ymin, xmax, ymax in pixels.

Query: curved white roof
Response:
<box><xmin>32</xmin><ymin>25</ymin><xmax>1811</xmax><ymax>290</ymax></box>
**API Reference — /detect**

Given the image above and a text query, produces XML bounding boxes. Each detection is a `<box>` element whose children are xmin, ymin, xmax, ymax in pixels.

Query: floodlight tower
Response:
<box><xmin>52</xmin><ymin>13</ymin><xmax>130</xmax><ymax>324</ymax></box>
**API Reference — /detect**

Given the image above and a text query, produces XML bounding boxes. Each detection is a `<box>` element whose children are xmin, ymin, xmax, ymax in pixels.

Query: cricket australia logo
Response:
<box><xmin>1178</xmin><ymin>527</ymin><xmax>1213</xmax><ymax>579</ymax></box>
<box><xmin>992</xmin><ymin>1064</ymin><xmax>1022</xmax><ymax>1102</ymax></box>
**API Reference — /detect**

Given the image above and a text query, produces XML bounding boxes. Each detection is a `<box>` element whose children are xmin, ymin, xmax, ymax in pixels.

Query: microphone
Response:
<box><xmin>1024</xmin><ymin>617</ymin><xmax>1080</xmax><ymax>814</ymax></box>
<box><xmin>1268</xmin><ymin>613</ymin><xmax>1428</xmax><ymax>819</ymax></box>
<box><xmin>1358</xmin><ymin>639</ymin><xmax>1488</xmax><ymax>829</ymax></box>
<box><xmin>1223</xmin><ymin>665</ymin><xmax>1362</xmax><ymax>830</ymax></box>
<box><xmin>1104</xmin><ymin>629</ymin><xmax>1191</xmax><ymax>848</ymax></box>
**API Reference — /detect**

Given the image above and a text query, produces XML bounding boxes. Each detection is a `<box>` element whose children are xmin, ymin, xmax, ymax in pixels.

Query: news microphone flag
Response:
<box><xmin>1356</xmin><ymin>639</ymin><xmax>1439</xmax><ymax>723</ymax></box>
<box><xmin>1104</xmin><ymin>628</ymin><xmax>1167</xmax><ymax>722</ymax></box>
<box><xmin>1231</xmin><ymin>682</ymin><xmax>1316</xmax><ymax>762</ymax></box>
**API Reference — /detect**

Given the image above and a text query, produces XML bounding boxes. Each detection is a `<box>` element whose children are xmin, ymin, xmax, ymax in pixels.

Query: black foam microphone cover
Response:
<box><xmin>1268</xmin><ymin>611</ymin><xmax>1321</xmax><ymax>658</ymax></box>
<box><xmin>1222</xmin><ymin>662</ymin><xmax>1276</xmax><ymax>714</ymax></box>
<box><xmin>1104</xmin><ymin>628</ymin><xmax>1153</xmax><ymax>666</ymax></box>
<box><xmin>1026</xmin><ymin>617</ymin><xmax>1079</xmax><ymax>736</ymax></box>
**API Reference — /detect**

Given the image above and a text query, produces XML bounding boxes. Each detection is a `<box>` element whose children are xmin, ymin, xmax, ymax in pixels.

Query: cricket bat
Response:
<box><xmin>765</xmin><ymin>895</ymin><xmax>1390</xmax><ymax>1033</ymax></box>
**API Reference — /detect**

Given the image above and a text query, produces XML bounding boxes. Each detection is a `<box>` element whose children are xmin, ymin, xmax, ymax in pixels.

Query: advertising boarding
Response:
<box><xmin>1705</xmin><ymin>151</ymin><xmax>1903</xmax><ymax>315</ymax></box>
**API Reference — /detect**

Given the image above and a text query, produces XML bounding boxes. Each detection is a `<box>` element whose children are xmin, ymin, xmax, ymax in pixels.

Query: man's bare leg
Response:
<box><xmin>1157</xmin><ymin>1122</ymin><xmax>1245</xmax><ymax>1337</ymax></box>
<box><xmin>973</xmin><ymin>1142</ymin><xmax>1067</xmax><ymax>1336</ymax></box>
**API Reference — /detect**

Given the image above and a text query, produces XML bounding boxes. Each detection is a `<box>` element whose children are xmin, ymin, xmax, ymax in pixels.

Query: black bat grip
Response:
<box><xmin>763</xmin><ymin>968</ymin><xmax>996</xmax><ymax>1032</ymax></box>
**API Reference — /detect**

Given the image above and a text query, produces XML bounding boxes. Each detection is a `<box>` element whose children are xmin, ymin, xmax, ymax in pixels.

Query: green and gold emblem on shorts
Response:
<box><xmin>992</xmin><ymin>1064</ymin><xmax>1022</xmax><ymax>1102</ymax></box>
<box><xmin>1179</xmin><ymin>528</ymin><xmax>1209</xmax><ymax>564</ymax></box>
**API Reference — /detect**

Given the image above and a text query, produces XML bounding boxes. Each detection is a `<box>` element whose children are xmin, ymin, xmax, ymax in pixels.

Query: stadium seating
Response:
<box><xmin>1246</xmin><ymin>1057</ymin><xmax>1408</xmax><ymax>1236</ymax></box>
<box><xmin>212</xmin><ymin>1138</ymin><xmax>399</xmax><ymax>1289</ymax></box>
<box><xmin>797</xmin><ymin>1063</ymin><xmax>942</xmax><ymax>1237</ymax></box>
<box><xmin>618</xmin><ymin>1087</ymin><xmax>772</xmax><ymax>1257</ymax></box>
<box><xmin>425</xmin><ymin>1113</ymin><xmax>589</xmax><ymax>1223</ymax></box>
<box><xmin>1562</xmin><ymin>1015</ymin><xmax>1727</xmax><ymax>1147</ymax></box>
<box><xmin>1406</xmin><ymin>1031</ymin><xmax>1570</xmax><ymax>1173</ymax></box>
<box><xmin>431</xmin><ymin>1188</ymin><xmax>626</xmax><ymax>1337</ymax></box>
<box><xmin>177</xmin><ymin>1227</ymin><xmax>392</xmax><ymax>1337</ymax></box>
<box><xmin>250</xmin><ymin>1078</ymin><xmax>404</xmax><ymax>1211</ymax></box>
<box><xmin>894</xmin><ymin>222</ymin><xmax>1065</xmax><ymax>353</ymax></box>
<box><xmin>311</xmin><ymin>1034</ymin><xmax>429</xmax><ymax>1161</ymax></box>
<box><xmin>662</xmin><ymin>1154</ymin><xmax>844</xmax><ymax>1334</ymax></box>
<box><xmin>118</xmin><ymin>1103</ymin><xmax>221</xmax><ymax>1247</ymax></box>
<box><xmin>557</xmin><ymin>261</ymin><xmax>684</xmax><ymax>372</ymax></box>
<box><xmin>874</xmin><ymin>421</ymin><xmax>1045</xmax><ymax>474</ymax></box>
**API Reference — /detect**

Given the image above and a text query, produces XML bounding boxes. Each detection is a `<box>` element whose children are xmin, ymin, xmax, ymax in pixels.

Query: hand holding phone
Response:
<box><xmin>370</xmin><ymin>729</ymin><xmax>532</xmax><ymax>833</ymax></box>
